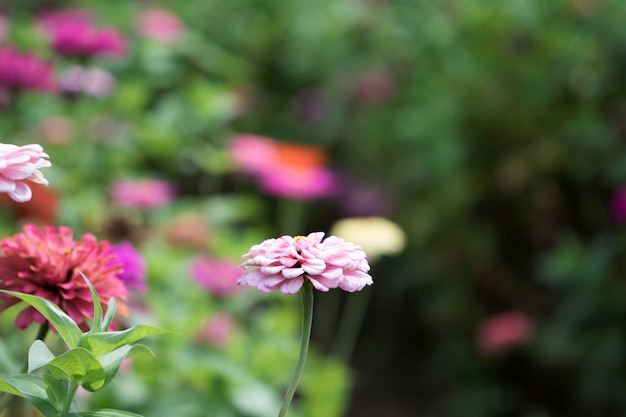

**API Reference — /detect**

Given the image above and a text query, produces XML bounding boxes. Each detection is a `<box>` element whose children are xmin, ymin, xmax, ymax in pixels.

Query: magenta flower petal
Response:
<box><xmin>238</xmin><ymin>232</ymin><xmax>372</xmax><ymax>294</ymax></box>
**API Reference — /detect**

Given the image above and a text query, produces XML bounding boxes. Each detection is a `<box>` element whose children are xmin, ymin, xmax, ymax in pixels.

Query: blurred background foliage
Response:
<box><xmin>1</xmin><ymin>0</ymin><xmax>626</xmax><ymax>416</ymax></box>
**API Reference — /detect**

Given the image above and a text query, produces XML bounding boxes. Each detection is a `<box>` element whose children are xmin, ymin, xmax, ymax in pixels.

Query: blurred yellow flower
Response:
<box><xmin>330</xmin><ymin>217</ymin><xmax>406</xmax><ymax>262</ymax></box>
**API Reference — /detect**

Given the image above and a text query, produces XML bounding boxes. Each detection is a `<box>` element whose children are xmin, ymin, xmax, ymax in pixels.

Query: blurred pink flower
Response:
<box><xmin>60</xmin><ymin>66</ymin><xmax>115</xmax><ymax>98</ymax></box>
<box><xmin>190</xmin><ymin>257</ymin><xmax>243</xmax><ymax>297</ymax></box>
<box><xmin>135</xmin><ymin>9</ymin><xmax>183</xmax><ymax>44</ymax></box>
<box><xmin>228</xmin><ymin>134</ymin><xmax>278</xmax><ymax>175</ymax></box>
<box><xmin>476</xmin><ymin>311</ymin><xmax>532</xmax><ymax>355</ymax></box>
<box><xmin>110</xmin><ymin>178</ymin><xmax>175</xmax><ymax>209</ymax></box>
<box><xmin>0</xmin><ymin>15</ymin><xmax>7</xmax><ymax>43</ymax></box>
<box><xmin>0</xmin><ymin>143</ymin><xmax>51</xmax><ymax>203</ymax></box>
<box><xmin>610</xmin><ymin>186</ymin><xmax>626</xmax><ymax>224</ymax></box>
<box><xmin>258</xmin><ymin>165</ymin><xmax>335</xmax><ymax>201</ymax></box>
<box><xmin>0</xmin><ymin>224</ymin><xmax>127</xmax><ymax>329</ymax></box>
<box><xmin>38</xmin><ymin>9</ymin><xmax>126</xmax><ymax>59</ymax></box>
<box><xmin>0</xmin><ymin>47</ymin><xmax>57</xmax><ymax>92</ymax></box>
<box><xmin>238</xmin><ymin>232</ymin><xmax>373</xmax><ymax>294</ymax></box>
<box><xmin>228</xmin><ymin>134</ymin><xmax>337</xmax><ymax>200</ymax></box>
<box><xmin>196</xmin><ymin>312</ymin><xmax>236</xmax><ymax>349</ymax></box>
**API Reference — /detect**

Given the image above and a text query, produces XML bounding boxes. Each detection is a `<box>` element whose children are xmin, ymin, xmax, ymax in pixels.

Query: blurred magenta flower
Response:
<box><xmin>228</xmin><ymin>134</ymin><xmax>336</xmax><ymax>200</ymax></box>
<box><xmin>135</xmin><ymin>8</ymin><xmax>183</xmax><ymax>44</ymax></box>
<box><xmin>0</xmin><ymin>143</ymin><xmax>51</xmax><ymax>203</ymax></box>
<box><xmin>60</xmin><ymin>65</ymin><xmax>115</xmax><ymax>98</ymax></box>
<box><xmin>195</xmin><ymin>312</ymin><xmax>236</xmax><ymax>349</ymax></box>
<box><xmin>610</xmin><ymin>186</ymin><xmax>626</xmax><ymax>224</ymax></box>
<box><xmin>109</xmin><ymin>242</ymin><xmax>147</xmax><ymax>292</ymax></box>
<box><xmin>38</xmin><ymin>9</ymin><xmax>126</xmax><ymax>59</ymax></box>
<box><xmin>0</xmin><ymin>224</ymin><xmax>127</xmax><ymax>329</ymax></box>
<box><xmin>190</xmin><ymin>257</ymin><xmax>243</xmax><ymax>297</ymax></box>
<box><xmin>238</xmin><ymin>232</ymin><xmax>372</xmax><ymax>294</ymax></box>
<box><xmin>476</xmin><ymin>311</ymin><xmax>532</xmax><ymax>355</ymax></box>
<box><xmin>0</xmin><ymin>47</ymin><xmax>57</xmax><ymax>92</ymax></box>
<box><xmin>110</xmin><ymin>178</ymin><xmax>175</xmax><ymax>209</ymax></box>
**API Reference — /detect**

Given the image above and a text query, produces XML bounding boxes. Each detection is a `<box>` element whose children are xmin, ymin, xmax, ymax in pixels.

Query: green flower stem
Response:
<box><xmin>278</xmin><ymin>281</ymin><xmax>314</xmax><ymax>417</ymax></box>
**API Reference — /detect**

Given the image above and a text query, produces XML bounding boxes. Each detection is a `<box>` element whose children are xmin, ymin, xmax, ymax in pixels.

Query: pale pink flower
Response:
<box><xmin>110</xmin><ymin>178</ymin><xmax>174</xmax><ymax>209</ymax></box>
<box><xmin>0</xmin><ymin>144</ymin><xmax>51</xmax><ymax>203</ymax></box>
<box><xmin>476</xmin><ymin>311</ymin><xmax>532</xmax><ymax>355</ymax></box>
<box><xmin>238</xmin><ymin>232</ymin><xmax>373</xmax><ymax>294</ymax></box>
<box><xmin>195</xmin><ymin>312</ymin><xmax>236</xmax><ymax>349</ymax></box>
<box><xmin>135</xmin><ymin>9</ymin><xmax>183</xmax><ymax>44</ymax></box>
<box><xmin>190</xmin><ymin>257</ymin><xmax>243</xmax><ymax>297</ymax></box>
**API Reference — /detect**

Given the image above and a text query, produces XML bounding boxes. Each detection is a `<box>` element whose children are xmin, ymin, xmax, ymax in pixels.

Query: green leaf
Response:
<box><xmin>0</xmin><ymin>290</ymin><xmax>82</xmax><ymax>348</ymax></box>
<box><xmin>3</xmin><ymin>374</ymin><xmax>58</xmax><ymax>416</ymax></box>
<box><xmin>97</xmin><ymin>344</ymin><xmax>154</xmax><ymax>391</ymax></box>
<box><xmin>28</xmin><ymin>340</ymin><xmax>57</xmax><ymax>373</ymax></box>
<box><xmin>48</xmin><ymin>347</ymin><xmax>106</xmax><ymax>392</ymax></box>
<box><xmin>102</xmin><ymin>297</ymin><xmax>117</xmax><ymax>332</ymax></box>
<box><xmin>79</xmin><ymin>325</ymin><xmax>170</xmax><ymax>357</ymax></box>
<box><xmin>63</xmin><ymin>409</ymin><xmax>144</xmax><ymax>417</ymax></box>
<box><xmin>79</xmin><ymin>272</ymin><xmax>103</xmax><ymax>334</ymax></box>
<box><xmin>43</xmin><ymin>374</ymin><xmax>66</xmax><ymax>412</ymax></box>
<box><xmin>0</xmin><ymin>378</ymin><xmax>23</xmax><ymax>396</ymax></box>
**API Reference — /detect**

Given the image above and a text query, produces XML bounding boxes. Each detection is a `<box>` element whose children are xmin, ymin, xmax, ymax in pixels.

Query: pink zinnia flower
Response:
<box><xmin>135</xmin><ymin>9</ymin><xmax>183</xmax><ymax>44</ymax></box>
<box><xmin>0</xmin><ymin>47</ymin><xmax>57</xmax><ymax>92</ymax></box>
<box><xmin>190</xmin><ymin>257</ymin><xmax>243</xmax><ymax>297</ymax></box>
<box><xmin>0</xmin><ymin>224</ymin><xmax>128</xmax><ymax>329</ymax></box>
<box><xmin>0</xmin><ymin>143</ymin><xmax>51</xmax><ymax>203</ymax></box>
<box><xmin>476</xmin><ymin>311</ymin><xmax>532</xmax><ymax>355</ymax></box>
<box><xmin>238</xmin><ymin>232</ymin><xmax>373</xmax><ymax>294</ymax></box>
<box><xmin>38</xmin><ymin>9</ymin><xmax>127</xmax><ymax>59</ymax></box>
<box><xmin>110</xmin><ymin>178</ymin><xmax>175</xmax><ymax>209</ymax></box>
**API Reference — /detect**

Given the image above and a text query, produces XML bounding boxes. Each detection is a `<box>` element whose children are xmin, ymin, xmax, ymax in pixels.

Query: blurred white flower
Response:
<box><xmin>330</xmin><ymin>216</ymin><xmax>406</xmax><ymax>262</ymax></box>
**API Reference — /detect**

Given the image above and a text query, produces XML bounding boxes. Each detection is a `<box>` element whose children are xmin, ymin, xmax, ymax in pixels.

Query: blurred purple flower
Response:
<box><xmin>336</xmin><ymin>176</ymin><xmax>395</xmax><ymax>217</ymax></box>
<box><xmin>476</xmin><ymin>311</ymin><xmax>532</xmax><ymax>355</ymax></box>
<box><xmin>38</xmin><ymin>9</ymin><xmax>127</xmax><ymax>59</ymax></box>
<box><xmin>110</xmin><ymin>178</ymin><xmax>175</xmax><ymax>209</ymax></box>
<box><xmin>0</xmin><ymin>47</ymin><xmax>57</xmax><ymax>93</ymax></box>
<box><xmin>109</xmin><ymin>241</ymin><xmax>147</xmax><ymax>292</ymax></box>
<box><xmin>189</xmin><ymin>257</ymin><xmax>243</xmax><ymax>297</ymax></box>
<box><xmin>294</xmin><ymin>88</ymin><xmax>327</xmax><ymax>123</ymax></box>
<box><xmin>610</xmin><ymin>186</ymin><xmax>626</xmax><ymax>224</ymax></box>
<box><xmin>60</xmin><ymin>65</ymin><xmax>115</xmax><ymax>98</ymax></box>
<box><xmin>135</xmin><ymin>9</ymin><xmax>183</xmax><ymax>44</ymax></box>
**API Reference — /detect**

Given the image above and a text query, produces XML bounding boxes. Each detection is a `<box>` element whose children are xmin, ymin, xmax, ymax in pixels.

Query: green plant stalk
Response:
<box><xmin>278</xmin><ymin>281</ymin><xmax>314</xmax><ymax>417</ymax></box>
<box><xmin>62</xmin><ymin>382</ymin><xmax>79</xmax><ymax>415</ymax></box>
